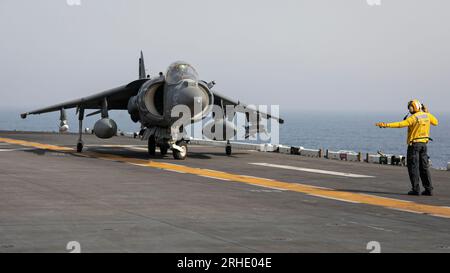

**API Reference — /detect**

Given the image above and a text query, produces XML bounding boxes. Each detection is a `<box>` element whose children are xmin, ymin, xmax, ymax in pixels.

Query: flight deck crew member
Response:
<box><xmin>376</xmin><ymin>99</ymin><xmax>439</xmax><ymax>196</ymax></box>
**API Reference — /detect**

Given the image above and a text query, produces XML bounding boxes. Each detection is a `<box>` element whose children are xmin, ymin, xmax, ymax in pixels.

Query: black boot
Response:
<box><xmin>421</xmin><ymin>190</ymin><xmax>433</xmax><ymax>196</ymax></box>
<box><xmin>408</xmin><ymin>190</ymin><xmax>420</xmax><ymax>196</ymax></box>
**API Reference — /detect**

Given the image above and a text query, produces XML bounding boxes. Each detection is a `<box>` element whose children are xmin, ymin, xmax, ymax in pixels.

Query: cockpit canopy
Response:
<box><xmin>166</xmin><ymin>62</ymin><xmax>199</xmax><ymax>85</ymax></box>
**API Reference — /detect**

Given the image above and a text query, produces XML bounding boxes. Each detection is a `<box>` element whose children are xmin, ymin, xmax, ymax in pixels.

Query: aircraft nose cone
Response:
<box><xmin>175</xmin><ymin>81</ymin><xmax>209</xmax><ymax>117</ymax></box>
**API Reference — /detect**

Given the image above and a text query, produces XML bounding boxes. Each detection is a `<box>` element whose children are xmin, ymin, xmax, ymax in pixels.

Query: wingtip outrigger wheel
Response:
<box><xmin>76</xmin><ymin>108</ymin><xmax>85</xmax><ymax>153</ymax></box>
<box><xmin>225</xmin><ymin>140</ymin><xmax>232</xmax><ymax>156</ymax></box>
<box><xmin>76</xmin><ymin>141</ymin><xmax>84</xmax><ymax>153</ymax></box>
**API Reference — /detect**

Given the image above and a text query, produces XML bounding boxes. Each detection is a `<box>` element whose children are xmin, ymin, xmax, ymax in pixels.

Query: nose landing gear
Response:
<box><xmin>172</xmin><ymin>140</ymin><xmax>187</xmax><ymax>160</ymax></box>
<box><xmin>147</xmin><ymin>133</ymin><xmax>188</xmax><ymax>160</ymax></box>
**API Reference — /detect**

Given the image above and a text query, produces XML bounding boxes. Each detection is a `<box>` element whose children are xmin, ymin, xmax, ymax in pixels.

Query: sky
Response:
<box><xmin>1</xmin><ymin>0</ymin><xmax>449</xmax><ymax>113</ymax></box>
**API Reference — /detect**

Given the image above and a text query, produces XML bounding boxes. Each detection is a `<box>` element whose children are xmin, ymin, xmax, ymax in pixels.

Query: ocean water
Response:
<box><xmin>1</xmin><ymin>109</ymin><xmax>449</xmax><ymax>169</ymax></box>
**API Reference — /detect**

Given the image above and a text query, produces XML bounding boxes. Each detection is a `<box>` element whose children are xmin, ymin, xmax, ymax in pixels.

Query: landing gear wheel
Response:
<box><xmin>76</xmin><ymin>142</ymin><xmax>83</xmax><ymax>153</ymax></box>
<box><xmin>160</xmin><ymin>145</ymin><xmax>168</xmax><ymax>156</ymax></box>
<box><xmin>225</xmin><ymin>140</ymin><xmax>232</xmax><ymax>156</ymax></box>
<box><xmin>225</xmin><ymin>145</ymin><xmax>232</xmax><ymax>156</ymax></box>
<box><xmin>148</xmin><ymin>136</ymin><xmax>156</xmax><ymax>156</ymax></box>
<box><xmin>173</xmin><ymin>141</ymin><xmax>187</xmax><ymax>160</ymax></box>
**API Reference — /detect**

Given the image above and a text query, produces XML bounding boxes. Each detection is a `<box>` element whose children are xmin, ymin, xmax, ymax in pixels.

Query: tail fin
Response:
<box><xmin>139</xmin><ymin>51</ymin><xmax>147</xmax><ymax>79</ymax></box>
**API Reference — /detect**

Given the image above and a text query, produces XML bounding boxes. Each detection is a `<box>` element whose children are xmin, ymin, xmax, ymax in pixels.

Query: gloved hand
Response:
<box><xmin>421</xmin><ymin>104</ymin><xmax>429</xmax><ymax>113</ymax></box>
<box><xmin>375</xmin><ymin>122</ymin><xmax>387</xmax><ymax>128</ymax></box>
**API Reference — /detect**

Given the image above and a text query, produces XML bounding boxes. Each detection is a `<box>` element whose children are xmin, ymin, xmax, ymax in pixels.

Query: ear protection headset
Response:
<box><xmin>404</xmin><ymin>99</ymin><xmax>422</xmax><ymax>120</ymax></box>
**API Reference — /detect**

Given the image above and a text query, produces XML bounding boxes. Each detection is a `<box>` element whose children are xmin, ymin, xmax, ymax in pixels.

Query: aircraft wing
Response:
<box><xmin>212</xmin><ymin>90</ymin><xmax>284</xmax><ymax>124</ymax></box>
<box><xmin>20</xmin><ymin>79</ymin><xmax>147</xmax><ymax>118</ymax></box>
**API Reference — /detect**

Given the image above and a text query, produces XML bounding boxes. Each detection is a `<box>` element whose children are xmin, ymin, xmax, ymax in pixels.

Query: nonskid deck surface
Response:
<box><xmin>0</xmin><ymin>131</ymin><xmax>449</xmax><ymax>253</ymax></box>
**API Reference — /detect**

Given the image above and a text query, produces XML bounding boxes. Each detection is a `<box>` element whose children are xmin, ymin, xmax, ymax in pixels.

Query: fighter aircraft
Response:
<box><xmin>20</xmin><ymin>52</ymin><xmax>284</xmax><ymax>160</ymax></box>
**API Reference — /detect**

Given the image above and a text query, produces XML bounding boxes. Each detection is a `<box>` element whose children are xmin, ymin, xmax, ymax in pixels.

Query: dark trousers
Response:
<box><xmin>407</xmin><ymin>143</ymin><xmax>433</xmax><ymax>192</ymax></box>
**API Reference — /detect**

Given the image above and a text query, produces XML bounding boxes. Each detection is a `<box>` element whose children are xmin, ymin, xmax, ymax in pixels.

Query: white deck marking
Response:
<box><xmin>348</xmin><ymin>221</ymin><xmax>395</xmax><ymax>233</ymax></box>
<box><xmin>358</xmin><ymin>194</ymin><xmax>413</xmax><ymax>203</ymax></box>
<box><xmin>293</xmin><ymin>183</ymin><xmax>332</xmax><ymax>190</ymax></box>
<box><xmin>250</xmin><ymin>189</ymin><xmax>283</xmax><ymax>193</ymax></box>
<box><xmin>165</xmin><ymin>169</ymin><xmax>187</xmax><ymax>174</ymax></box>
<box><xmin>250</xmin><ymin>162</ymin><xmax>375</xmax><ymax>178</ymax></box>
<box><xmin>199</xmin><ymin>175</ymin><xmax>231</xmax><ymax>181</ymax></box>
<box><xmin>247</xmin><ymin>183</ymin><xmax>287</xmax><ymax>191</ymax></box>
<box><xmin>390</xmin><ymin>207</ymin><xmax>424</xmax><ymax>215</ymax></box>
<box><xmin>308</xmin><ymin>194</ymin><xmax>361</xmax><ymax>204</ymax></box>
<box><xmin>0</xmin><ymin>148</ymin><xmax>36</xmax><ymax>152</ymax></box>
<box><xmin>240</xmin><ymin>175</ymin><xmax>275</xmax><ymax>181</ymax></box>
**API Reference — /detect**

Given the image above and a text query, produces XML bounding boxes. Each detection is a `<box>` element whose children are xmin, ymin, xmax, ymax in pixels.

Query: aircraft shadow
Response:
<box><xmin>84</xmin><ymin>147</ymin><xmax>249</xmax><ymax>160</ymax></box>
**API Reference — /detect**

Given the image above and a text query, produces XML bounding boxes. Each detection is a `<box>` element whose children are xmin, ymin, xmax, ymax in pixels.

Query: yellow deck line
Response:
<box><xmin>1</xmin><ymin>137</ymin><xmax>450</xmax><ymax>219</ymax></box>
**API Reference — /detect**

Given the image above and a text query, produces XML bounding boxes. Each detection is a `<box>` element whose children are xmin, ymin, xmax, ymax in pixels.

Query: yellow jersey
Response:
<box><xmin>385</xmin><ymin>111</ymin><xmax>438</xmax><ymax>144</ymax></box>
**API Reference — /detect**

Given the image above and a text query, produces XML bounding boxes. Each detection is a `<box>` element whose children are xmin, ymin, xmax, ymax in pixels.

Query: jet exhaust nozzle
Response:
<box><xmin>93</xmin><ymin>118</ymin><xmax>117</xmax><ymax>139</ymax></box>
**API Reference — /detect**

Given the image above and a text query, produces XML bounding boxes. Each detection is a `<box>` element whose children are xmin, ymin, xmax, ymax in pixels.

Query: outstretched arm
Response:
<box><xmin>385</xmin><ymin>120</ymin><xmax>411</xmax><ymax>128</ymax></box>
<box><xmin>376</xmin><ymin>116</ymin><xmax>414</xmax><ymax>128</ymax></box>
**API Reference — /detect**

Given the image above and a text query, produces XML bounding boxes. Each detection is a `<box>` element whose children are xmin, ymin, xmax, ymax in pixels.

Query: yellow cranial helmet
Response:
<box><xmin>408</xmin><ymin>99</ymin><xmax>422</xmax><ymax>113</ymax></box>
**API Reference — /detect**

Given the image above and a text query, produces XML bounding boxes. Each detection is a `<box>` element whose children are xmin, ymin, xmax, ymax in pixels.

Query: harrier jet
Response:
<box><xmin>21</xmin><ymin>52</ymin><xmax>284</xmax><ymax>159</ymax></box>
